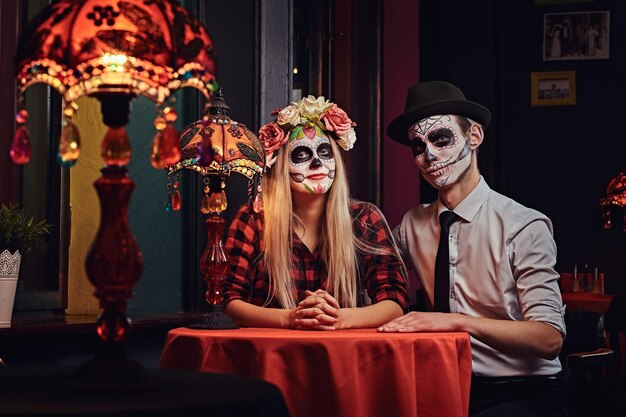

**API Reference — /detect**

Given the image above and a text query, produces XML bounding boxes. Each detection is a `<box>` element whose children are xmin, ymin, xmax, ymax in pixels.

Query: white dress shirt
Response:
<box><xmin>394</xmin><ymin>177</ymin><xmax>565</xmax><ymax>377</ymax></box>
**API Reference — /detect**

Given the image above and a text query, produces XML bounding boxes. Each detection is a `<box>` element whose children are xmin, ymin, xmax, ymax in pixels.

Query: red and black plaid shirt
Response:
<box><xmin>222</xmin><ymin>201</ymin><xmax>408</xmax><ymax>311</ymax></box>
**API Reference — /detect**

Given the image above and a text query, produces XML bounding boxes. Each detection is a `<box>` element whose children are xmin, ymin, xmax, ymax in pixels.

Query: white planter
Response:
<box><xmin>0</xmin><ymin>249</ymin><xmax>21</xmax><ymax>328</ymax></box>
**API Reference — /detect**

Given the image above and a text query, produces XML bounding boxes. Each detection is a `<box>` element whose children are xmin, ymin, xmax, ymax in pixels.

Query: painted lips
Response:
<box><xmin>306</xmin><ymin>173</ymin><xmax>327</xmax><ymax>181</ymax></box>
<box><xmin>424</xmin><ymin>157</ymin><xmax>453</xmax><ymax>177</ymax></box>
<box><xmin>426</xmin><ymin>163</ymin><xmax>450</xmax><ymax>177</ymax></box>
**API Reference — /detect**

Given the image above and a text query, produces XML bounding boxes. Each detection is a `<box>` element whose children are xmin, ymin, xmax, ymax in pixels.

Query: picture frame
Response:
<box><xmin>531</xmin><ymin>71</ymin><xmax>576</xmax><ymax>106</ymax></box>
<box><xmin>543</xmin><ymin>11</ymin><xmax>610</xmax><ymax>61</ymax></box>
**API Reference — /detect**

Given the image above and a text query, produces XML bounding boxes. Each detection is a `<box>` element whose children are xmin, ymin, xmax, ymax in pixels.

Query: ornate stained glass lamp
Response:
<box><xmin>13</xmin><ymin>0</ymin><xmax>216</xmax><ymax>376</ymax></box>
<box><xmin>166</xmin><ymin>88</ymin><xmax>265</xmax><ymax>329</ymax></box>
<box><xmin>601</xmin><ymin>171</ymin><xmax>626</xmax><ymax>232</ymax></box>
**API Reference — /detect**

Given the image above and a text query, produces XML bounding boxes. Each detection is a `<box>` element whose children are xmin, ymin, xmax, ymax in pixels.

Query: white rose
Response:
<box><xmin>336</xmin><ymin>127</ymin><xmax>356</xmax><ymax>151</ymax></box>
<box><xmin>276</xmin><ymin>104</ymin><xmax>301</xmax><ymax>126</ymax></box>
<box><xmin>299</xmin><ymin>95</ymin><xmax>331</xmax><ymax>119</ymax></box>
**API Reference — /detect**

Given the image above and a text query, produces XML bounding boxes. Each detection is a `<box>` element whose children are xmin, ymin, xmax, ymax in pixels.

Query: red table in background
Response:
<box><xmin>561</xmin><ymin>292</ymin><xmax>626</xmax><ymax>378</ymax></box>
<box><xmin>159</xmin><ymin>328</ymin><xmax>472</xmax><ymax>417</ymax></box>
<box><xmin>561</xmin><ymin>292</ymin><xmax>613</xmax><ymax>313</ymax></box>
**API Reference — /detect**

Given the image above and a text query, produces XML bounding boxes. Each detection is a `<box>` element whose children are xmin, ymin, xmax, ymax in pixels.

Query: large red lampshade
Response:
<box><xmin>13</xmin><ymin>0</ymin><xmax>216</xmax><ymax>377</ymax></box>
<box><xmin>15</xmin><ymin>0</ymin><xmax>215</xmax><ymax>101</ymax></box>
<box><xmin>13</xmin><ymin>0</ymin><xmax>216</xmax><ymax>167</ymax></box>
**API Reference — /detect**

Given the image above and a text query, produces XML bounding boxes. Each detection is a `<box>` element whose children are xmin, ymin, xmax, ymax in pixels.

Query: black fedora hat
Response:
<box><xmin>387</xmin><ymin>81</ymin><xmax>491</xmax><ymax>146</ymax></box>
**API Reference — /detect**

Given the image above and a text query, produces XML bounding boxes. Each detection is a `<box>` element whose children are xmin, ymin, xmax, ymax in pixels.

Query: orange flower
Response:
<box><xmin>258</xmin><ymin>122</ymin><xmax>287</xmax><ymax>157</ymax></box>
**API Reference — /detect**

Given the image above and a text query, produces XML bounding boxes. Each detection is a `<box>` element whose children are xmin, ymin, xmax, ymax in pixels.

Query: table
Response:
<box><xmin>0</xmin><ymin>366</ymin><xmax>289</xmax><ymax>416</ymax></box>
<box><xmin>0</xmin><ymin>311</ymin><xmax>200</xmax><ymax>367</ymax></box>
<box><xmin>159</xmin><ymin>327</ymin><xmax>472</xmax><ymax>417</ymax></box>
<box><xmin>561</xmin><ymin>292</ymin><xmax>613</xmax><ymax>313</ymax></box>
<box><xmin>561</xmin><ymin>293</ymin><xmax>626</xmax><ymax>378</ymax></box>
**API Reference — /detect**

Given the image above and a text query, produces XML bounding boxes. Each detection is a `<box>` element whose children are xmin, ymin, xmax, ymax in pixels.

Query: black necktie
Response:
<box><xmin>434</xmin><ymin>211</ymin><xmax>459</xmax><ymax>312</ymax></box>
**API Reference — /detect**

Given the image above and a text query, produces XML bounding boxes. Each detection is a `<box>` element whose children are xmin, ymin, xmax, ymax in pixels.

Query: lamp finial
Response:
<box><xmin>208</xmin><ymin>87</ymin><xmax>230</xmax><ymax>116</ymax></box>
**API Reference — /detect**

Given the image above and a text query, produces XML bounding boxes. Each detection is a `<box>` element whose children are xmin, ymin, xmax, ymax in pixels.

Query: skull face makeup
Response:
<box><xmin>288</xmin><ymin>125</ymin><xmax>336</xmax><ymax>195</ymax></box>
<box><xmin>409</xmin><ymin>115</ymin><xmax>472</xmax><ymax>189</ymax></box>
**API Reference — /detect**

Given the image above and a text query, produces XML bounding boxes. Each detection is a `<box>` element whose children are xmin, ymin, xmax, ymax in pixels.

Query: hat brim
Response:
<box><xmin>387</xmin><ymin>100</ymin><xmax>491</xmax><ymax>146</ymax></box>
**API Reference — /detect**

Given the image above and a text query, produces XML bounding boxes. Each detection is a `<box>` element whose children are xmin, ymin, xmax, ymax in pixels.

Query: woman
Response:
<box><xmin>222</xmin><ymin>95</ymin><xmax>408</xmax><ymax>330</ymax></box>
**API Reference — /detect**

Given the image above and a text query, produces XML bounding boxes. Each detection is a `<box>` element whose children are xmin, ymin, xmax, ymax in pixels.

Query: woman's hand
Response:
<box><xmin>294</xmin><ymin>290</ymin><xmax>339</xmax><ymax>330</ymax></box>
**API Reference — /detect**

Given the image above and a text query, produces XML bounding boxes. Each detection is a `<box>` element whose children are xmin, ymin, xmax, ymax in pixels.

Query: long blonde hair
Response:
<box><xmin>262</xmin><ymin>138</ymin><xmax>401</xmax><ymax>309</ymax></box>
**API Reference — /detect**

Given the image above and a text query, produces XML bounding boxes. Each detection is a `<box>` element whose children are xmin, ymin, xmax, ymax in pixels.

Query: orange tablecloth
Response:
<box><xmin>561</xmin><ymin>292</ymin><xmax>613</xmax><ymax>313</ymax></box>
<box><xmin>159</xmin><ymin>328</ymin><xmax>472</xmax><ymax>417</ymax></box>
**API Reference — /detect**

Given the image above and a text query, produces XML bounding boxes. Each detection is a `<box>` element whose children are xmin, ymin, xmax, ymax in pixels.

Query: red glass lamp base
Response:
<box><xmin>187</xmin><ymin>214</ymin><xmax>238</xmax><ymax>330</ymax></box>
<box><xmin>80</xmin><ymin>94</ymin><xmax>145</xmax><ymax>378</ymax></box>
<box><xmin>187</xmin><ymin>304</ymin><xmax>239</xmax><ymax>330</ymax></box>
<box><xmin>77</xmin><ymin>164</ymin><xmax>147</xmax><ymax>381</ymax></box>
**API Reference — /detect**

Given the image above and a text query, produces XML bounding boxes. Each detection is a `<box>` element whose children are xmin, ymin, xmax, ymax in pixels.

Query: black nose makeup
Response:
<box><xmin>310</xmin><ymin>158</ymin><xmax>322</xmax><ymax>168</ymax></box>
<box><xmin>425</xmin><ymin>146</ymin><xmax>437</xmax><ymax>162</ymax></box>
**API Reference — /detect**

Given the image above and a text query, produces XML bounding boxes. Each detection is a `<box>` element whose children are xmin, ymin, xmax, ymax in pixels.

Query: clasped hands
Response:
<box><xmin>292</xmin><ymin>289</ymin><xmax>340</xmax><ymax>331</ymax></box>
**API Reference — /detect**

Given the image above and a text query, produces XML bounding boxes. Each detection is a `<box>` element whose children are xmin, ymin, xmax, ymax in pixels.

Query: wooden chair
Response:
<box><xmin>561</xmin><ymin>310</ymin><xmax>620</xmax><ymax>417</ymax></box>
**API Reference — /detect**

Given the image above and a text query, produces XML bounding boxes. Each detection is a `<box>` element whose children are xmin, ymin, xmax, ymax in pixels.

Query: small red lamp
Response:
<box><xmin>166</xmin><ymin>88</ymin><xmax>265</xmax><ymax>329</ymax></box>
<box><xmin>13</xmin><ymin>0</ymin><xmax>216</xmax><ymax>376</ymax></box>
<box><xmin>600</xmin><ymin>171</ymin><xmax>626</xmax><ymax>232</ymax></box>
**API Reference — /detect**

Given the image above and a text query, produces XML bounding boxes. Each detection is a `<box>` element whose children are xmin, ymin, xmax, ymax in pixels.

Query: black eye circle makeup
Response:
<box><xmin>288</xmin><ymin>137</ymin><xmax>335</xmax><ymax>167</ymax></box>
<box><xmin>317</xmin><ymin>143</ymin><xmax>333</xmax><ymax>160</ymax></box>
<box><xmin>290</xmin><ymin>146</ymin><xmax>313</xmax><ymax>164</ymax></box>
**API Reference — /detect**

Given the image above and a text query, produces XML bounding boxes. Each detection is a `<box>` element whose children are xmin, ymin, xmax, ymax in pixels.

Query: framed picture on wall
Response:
<box><xmin>543</xmin><ymin>11</ymin><xmax>610</xmax><ymax>61</ymax></box>
<box><xmin>531</xmin><ymin>71</ymin><xmax>576</xmax><ymax>106</ymax></box>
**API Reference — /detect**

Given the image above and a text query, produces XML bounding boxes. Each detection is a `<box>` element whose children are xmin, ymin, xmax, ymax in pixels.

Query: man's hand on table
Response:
<box><xmin>377</xmin><ymin>311</ymin><xmax>460</xmax><ymax>333</ymax></box>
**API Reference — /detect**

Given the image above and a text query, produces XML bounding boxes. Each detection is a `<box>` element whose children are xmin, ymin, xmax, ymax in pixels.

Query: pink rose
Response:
<box><xmin>320</xmin><ymin>104</ymin><xmax>352</xmax><ymax>136</ymax></box>
<box><xmin>258</xmin><ymin>122</ymin><xmax>287</xmax><ymax>155</ymax></box>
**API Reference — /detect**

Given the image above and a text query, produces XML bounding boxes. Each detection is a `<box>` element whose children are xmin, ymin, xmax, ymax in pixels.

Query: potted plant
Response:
<box><xmin>0</xmin><ymin>203</ymin><xmax>52</xmax><ymax>327</ymax></box>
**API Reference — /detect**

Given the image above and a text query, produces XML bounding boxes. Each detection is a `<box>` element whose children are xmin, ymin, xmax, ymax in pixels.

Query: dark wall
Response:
<box><xmin>419</xmin><ymin>0</ymin><xmax>625</xmax><ymax>292</ymax></box>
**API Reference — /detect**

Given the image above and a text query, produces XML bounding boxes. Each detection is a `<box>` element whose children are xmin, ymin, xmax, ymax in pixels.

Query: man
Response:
<box><xmin>379</xmin><ymin>81</ymin><xmax>566</xmax><ymax>416</ymax></box>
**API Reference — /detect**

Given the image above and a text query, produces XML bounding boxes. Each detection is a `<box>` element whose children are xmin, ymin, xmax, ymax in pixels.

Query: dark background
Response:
<box><xmin>419</xmin><ymin>0</ymin><xmax>625</xmax><ymax>292</ymax></box>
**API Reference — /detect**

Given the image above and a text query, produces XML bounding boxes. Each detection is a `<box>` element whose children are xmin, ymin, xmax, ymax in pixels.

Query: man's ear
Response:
<box><xmin>469</xmin><ymin>124</ymin><xmax>484</xmax><ymax>150</ymax></box>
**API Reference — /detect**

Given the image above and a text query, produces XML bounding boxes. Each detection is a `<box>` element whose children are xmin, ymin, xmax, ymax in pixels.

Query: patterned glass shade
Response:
<box><xmin>15</xmin><ymin>0</ymin><xmax>216</xmax><ymax>105</ymax></box>
<box><xmin>600</xmin><ymin>171</ymin><xmax>626</xmax><ymax>231</ymax></box>
<box><xmin>601</xmin><ymin>171</ymin><xmax>626</xmax><ymax>209</ymax></box>
<box><xmin>165</xmin><ymin>89</ymin><xmax>265</xmax><ymax>214</ymax></box>
<box><xmin>167</xmin><ymin>117</ymin><xmax>265</xmax><ymax>179</ymax></box>
<box><xmin>167</xmin><ymin>90</ymin><xmax>265</xmax><ymax>179</ymax></box>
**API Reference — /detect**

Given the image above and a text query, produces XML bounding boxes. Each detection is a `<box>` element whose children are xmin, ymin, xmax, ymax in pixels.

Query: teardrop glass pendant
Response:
<box><xmin>200</xmin><ymin>193</ymin><xmax>211</xmax><ymax>214</ymax></box>
<box><xmin>150</xmin><ymin>131</ymin><xmax>166</xmax><ymax>169</ymax></box>
<box><xmin>209</xmin><ymin>190</ymin><xmax>227</xmax><ymax>213</ymax></box>
<box><xmin>165</xmin><ymin>192</ymin><xmax>173</xmax><ymax>211</ymax></box>
<box><xmin>101</xmin><ymin>127</ymin><xmax>132</xmax><ymax>166</ymax></box>
<box><xmin>172</xmin><ymin>190</ymin><xmax>182</xmax><ymax>211</ymax></box>
<box><xmin>161</xmin><ymin>124</ymin><xmax>181</xmax><ymax>166</ymax></box>
<box><xmin>10</xmin><ymin>125</ymin><xmax>32</xmax><ymax>165</ymax></box>
<box><xmin>57</xmin><ymin>119</ymin><xmax>81</xmax><ymax>168</ymax></box>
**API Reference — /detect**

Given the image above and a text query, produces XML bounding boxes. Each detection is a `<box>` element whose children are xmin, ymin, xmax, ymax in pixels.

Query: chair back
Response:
<box><xmin>604</xmin><ymin>295</ymin><xmax>626</xmax><ymax>334</ymax></box>
<box><xmin>561</xmin><ymin>310</ymin><xmax>620</xmax><ymax>417</ymax></box>
<box><xmin>561</xmin><ymin>311</ymin><xmax>604</xmax><ymax>364</ymax></box>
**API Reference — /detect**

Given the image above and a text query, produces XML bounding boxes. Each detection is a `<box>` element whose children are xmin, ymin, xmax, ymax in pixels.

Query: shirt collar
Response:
<box><xmin>436</xmin><ymin>176</ymin><xmax>490</xmax><ymax>223</ymax></box>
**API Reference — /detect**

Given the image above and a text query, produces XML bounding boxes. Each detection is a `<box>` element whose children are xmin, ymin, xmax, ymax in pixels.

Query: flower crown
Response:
<box><xmin>258</xmin><ymin>95</ymin><xmax>356</xmax><ymax>167</ymax></box>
